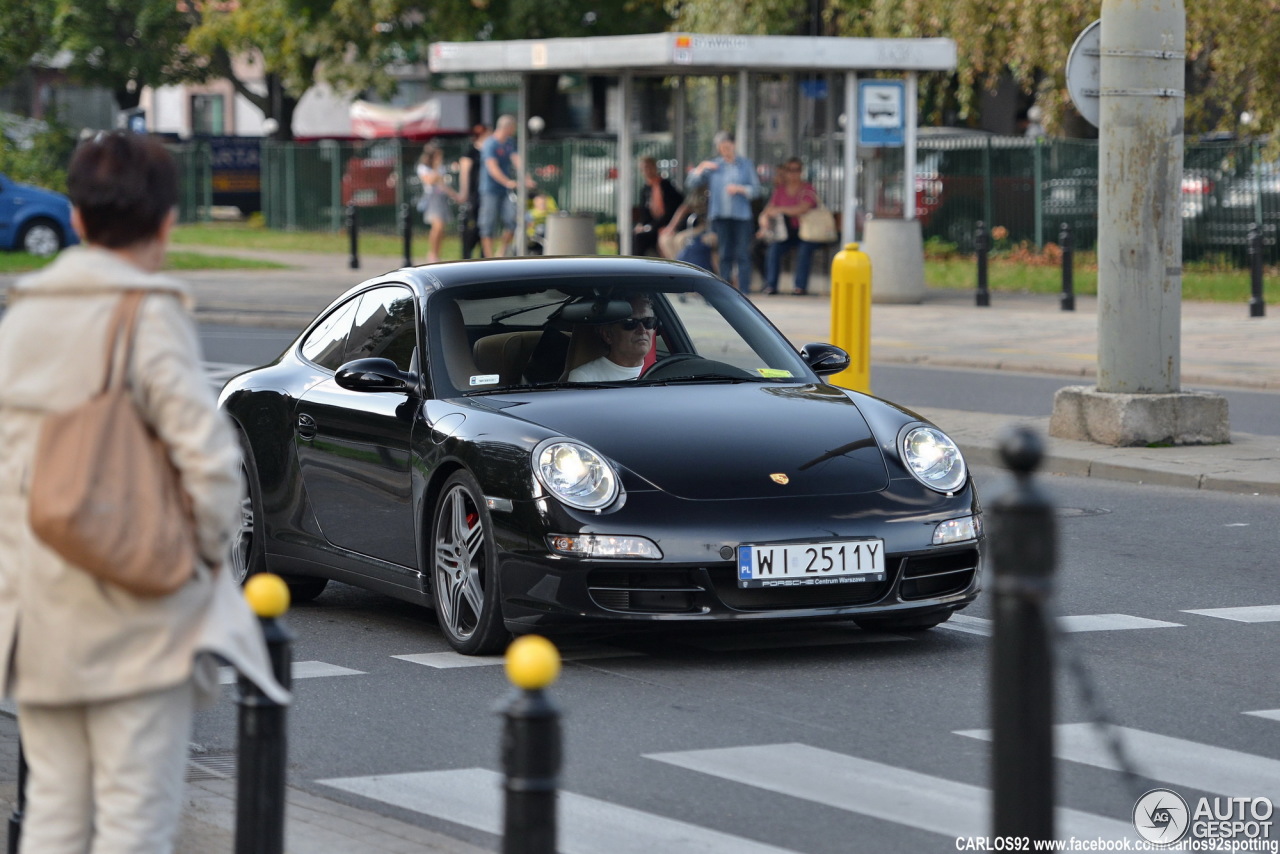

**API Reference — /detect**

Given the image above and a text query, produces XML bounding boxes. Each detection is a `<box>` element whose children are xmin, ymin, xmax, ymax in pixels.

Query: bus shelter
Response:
<box><xmin>428</xmin><ymin>32</ymin><xmax>956</xmax><ymax>253</ymax></box>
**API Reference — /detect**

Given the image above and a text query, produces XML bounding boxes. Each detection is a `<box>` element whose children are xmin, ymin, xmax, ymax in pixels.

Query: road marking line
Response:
<box><xmin>1056</xmin><ymin>614</ymin><xmax>1183</xmax><ymax>632</ymax></box>
<box><xmin>939</xmin><ymin>614</ymin><xmax>1182</xmax><ymax>637</ymax></box>
<box><xmin>675</xmin><ymin>628</ymin><xmax>909</xmax><ymax>652</ymax></box>
<box><xmin>937</xmin><ymin>614</ymin><xmax>991</xmax><ymax>636</ymax></box>
<box><xmin>218</xmin><ymin>660</ymin><xmax>364</xmax><ymax>684</ymax></box>
<box><xmin>645</xmin><ymin>743</ymin><xmax>1132</xmax><ymax>840</ymax></box>
<box><xmin>1182</xmin><ymin>605</ymin><xmax>1280</xmax><ymax>623</ymax></box>
<box><xmin>318</xmin><ymin>767</ymin><xmax>801</xmax><ymax>854</ymax></box>
<box><xmin>1244</xmin><ymin>710</ymin><xmax>1280</xmax><ymax>722</ymax></box>
<box><xmin>955</xmin><ymin>724</ymin><xmax>1280</xmax><ymax>797</ymax></box>
<box><xmin>392</xmin><ymin>646</ymin><xmax>642</xmax><ymax>669</ymax></box>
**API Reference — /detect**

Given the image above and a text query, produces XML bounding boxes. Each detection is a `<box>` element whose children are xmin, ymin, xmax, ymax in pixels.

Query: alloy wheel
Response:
<box><xmin>434</xmin><ymin>483</ymin><xmax>487</xmax><ymax>642</ymax></box>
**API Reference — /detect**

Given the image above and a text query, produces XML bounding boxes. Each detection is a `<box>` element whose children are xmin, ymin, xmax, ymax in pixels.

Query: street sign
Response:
<box><xmin>858</xmin><ymin>80</ymin><xmax>905</xmax><ymax>147</ymax></box>
<box><xmin>1066</xmin><ymin>20</ymin><xmax>1101</xmax><ymax>128</ymax></box>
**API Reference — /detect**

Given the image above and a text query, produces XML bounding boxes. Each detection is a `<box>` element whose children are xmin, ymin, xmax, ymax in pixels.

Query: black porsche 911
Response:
<box><xmin>219</xmin><ymin>255</ymin><xmax>983</xmax><ymax>654</ymax></box>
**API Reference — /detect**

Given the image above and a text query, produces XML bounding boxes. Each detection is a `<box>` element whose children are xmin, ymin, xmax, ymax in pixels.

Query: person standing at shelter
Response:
<box><xmin>0</xmin><ymin>131</ymin><xmax>286</xmax><ymax>854</ymax></box>
<box><xmin>455</xmin><ymin>124</ymin><xmax>488</xmax><ymax>259</ymax></box>
<box><xmin>632</xmin><ymin>156</ymin><xmax>684</xmax><ymax>257</ymax></box>
<box><xmin>760</xmin><ymin>157</ymin><xmax>821</xmax><ymax>295</ymax></box>
<box><xmin>479</xmin><ymin>115</ymin><xmax>524</xmax><ymax>258</ymax></box>
<box><xmin>686</xmin><ymin>131</ymin><xmax>760</xmax><ymax>293</ymax></box>
<box><xmin>416</xmin><ymin>142</ymin><xmax>460</xmax><ymax>263</ymax></box>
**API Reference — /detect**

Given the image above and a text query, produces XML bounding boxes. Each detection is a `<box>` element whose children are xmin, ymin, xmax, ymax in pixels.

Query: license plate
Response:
<box><xmin>737</xmin><ymin>539</ymin><xmax>886</xmax><ymax>589</ymax></box>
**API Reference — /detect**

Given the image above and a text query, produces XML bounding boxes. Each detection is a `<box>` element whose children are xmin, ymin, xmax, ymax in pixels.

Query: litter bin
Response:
<box><xmin>543</xmin><ymin>213</ymin><xmax>597</xmax><ymax>255</ymax></box>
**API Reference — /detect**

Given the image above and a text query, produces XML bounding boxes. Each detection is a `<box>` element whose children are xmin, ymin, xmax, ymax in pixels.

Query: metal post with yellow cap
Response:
<box><xmin>499</xmin><ymin>635</ymin><xmax>562</xmax><ymax>854</ymax></box>
<box><xmin>236</xmin><ymin>573</ymin><xmax>294</xmax><ymax>854</ymax></box>
<box><xmin>827</xmin><ymin>242</ymin><xmax>872</xmax><ymax>393</ymax></box>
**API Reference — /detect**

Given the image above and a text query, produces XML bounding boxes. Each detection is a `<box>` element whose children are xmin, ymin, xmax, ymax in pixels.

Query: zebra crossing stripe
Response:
<box><xmin>645</xmin><ymin>743</ymin><xmax>1133</xmax><ymax>840</ymax></box>
<box><xmin>318</xmin><ymin>767</ymin><xmax>801</xmax><ymax>854</ymax></box>
<box><xmin>1182</xmin><ymin>605</ymin><xmax>1280</xmax><ymax>623</ymax></box>
<box><xmin>217</xmin><ymin>660</ymin><xmax>364</xmax><ymax>684</ymax></box>
<box><xmin>1245</xmin><ymin>709</ymin><xmax>1280</xmax><ymax>722</ymax></box>
<box><xmin>393</xmin><ymin>646</ymin><xmax>643</xmax><ymax>669</ymax></box>
<box><xmin>955</xmin><ymin>724</ymin><xmax>1280</xmax><ymax>798</ymax></box>
<box><xmin>938</xmin><ymin>614</ymin><xmax>1182</xmax><ymax>637</ymax></box>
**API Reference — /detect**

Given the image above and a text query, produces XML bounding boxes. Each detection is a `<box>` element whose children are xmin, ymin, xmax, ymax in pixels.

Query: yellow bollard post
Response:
<box><xmin>828</xmin><ymin>242</ymin><xmax>872</xmax><ymax>393</ymax></box>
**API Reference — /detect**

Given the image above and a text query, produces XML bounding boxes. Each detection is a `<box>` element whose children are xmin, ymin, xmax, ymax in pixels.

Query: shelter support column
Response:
<box><xmin>841</xmin><ymin>72</ymin><xmax>858</xmax><ymax>245</ymax></box>
<box><xmin>618</xmin><ymin>73</ymin><xmax>634</xmax><ymax>252</ymax></box>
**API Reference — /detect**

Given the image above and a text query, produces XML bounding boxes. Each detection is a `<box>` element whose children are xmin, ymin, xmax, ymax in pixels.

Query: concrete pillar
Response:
<box><xmin>1097</xmin><ymin>0</ymin><xmax>1182</xmax><ymax>393</ymax></box>
<box><xmin>863</xmin><ymin>218</ymin><xmax>925</xmax><ymax>304</ymax></box>
<box><xmin>1049</xmin><ymin>0</ymin><xmax>1229</xmax><ymax>446</ymax></box>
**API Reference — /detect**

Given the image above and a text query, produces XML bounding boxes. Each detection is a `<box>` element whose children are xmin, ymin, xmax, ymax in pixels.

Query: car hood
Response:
<box><xmin>480</xmin><ymin>383</ymin><xmax>890</xmax><ymax>499</ymax></box>
<box><xmin>7</xmin><ymin>180</ymin><xmax>68</xmax><ymax>207</ymax></box>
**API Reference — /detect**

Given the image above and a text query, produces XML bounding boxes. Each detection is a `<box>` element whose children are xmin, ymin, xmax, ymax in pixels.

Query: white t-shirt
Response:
<box><xmin>567</xmin><ymin>356</ymin><xmax>644</xmax><ymax>383</ymax></box>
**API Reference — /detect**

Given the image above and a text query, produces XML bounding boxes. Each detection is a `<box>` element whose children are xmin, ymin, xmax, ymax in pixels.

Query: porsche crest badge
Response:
<box><xmin>770</xmin><ymin>473</ymin><xmax>790</xmax><ymax>485</ymax></box>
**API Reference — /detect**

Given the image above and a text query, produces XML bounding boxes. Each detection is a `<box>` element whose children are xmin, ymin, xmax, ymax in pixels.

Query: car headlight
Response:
<box><xmin>533</xmin><ymin>439</ymin><xmax>619</xmax><ymax>512</ymax></box>
<box><xmin>901</xmin><ymin>425</ymin><xmax>967</xmax><ymax>494</ymax></box>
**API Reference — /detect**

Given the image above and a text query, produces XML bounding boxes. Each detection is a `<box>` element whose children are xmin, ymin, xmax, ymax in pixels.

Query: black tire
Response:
<box><xmin>281</xmin><ymin>576</ymin><xmax>328</xmax><ymax>604</ymax></box>
<box><xmin>853</xmin><ymin>610</ymin><xmax>952</xmax><ymax>633</ymax></box>
<box><xmin>430</xmin><ymin>470</ymin><xmax>509</xmax><ymax>655</ymax></box>
<box><xmin>18</xmin><ymin>218</ymin><xmax>64</xmax><ymax>257</ymax></box>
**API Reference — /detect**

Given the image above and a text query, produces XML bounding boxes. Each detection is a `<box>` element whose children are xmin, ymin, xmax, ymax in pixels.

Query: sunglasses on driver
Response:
<box><xmin>618</xmin><ymin>316</ymin><xmax>658</xmax><ymax>331</ymax></box>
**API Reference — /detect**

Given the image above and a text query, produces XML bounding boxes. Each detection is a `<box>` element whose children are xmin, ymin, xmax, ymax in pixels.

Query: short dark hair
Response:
<box><xmin>67</xmin><ymin>131</ymin><xmax>178</xmax><ymax>249</ymax></box>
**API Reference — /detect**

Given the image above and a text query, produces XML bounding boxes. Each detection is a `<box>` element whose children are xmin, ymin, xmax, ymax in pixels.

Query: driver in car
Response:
<box><xmin>567</xmin><ymin>295</ymin><xmax>656</xmax><ymax>382</ymax></box>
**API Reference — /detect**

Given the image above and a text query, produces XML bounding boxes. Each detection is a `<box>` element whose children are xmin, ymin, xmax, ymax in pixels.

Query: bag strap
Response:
<box><xmin>101</xmin><ymin>291</ymin><xmax>147</xmax><ymax>394</ymax></box>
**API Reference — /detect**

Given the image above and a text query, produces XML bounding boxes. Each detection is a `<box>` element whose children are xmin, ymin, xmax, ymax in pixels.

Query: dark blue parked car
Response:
<box><xmin>0</xmin><ymin>174</ymin><xmax>78</xmax><ymax>256</ymax></box>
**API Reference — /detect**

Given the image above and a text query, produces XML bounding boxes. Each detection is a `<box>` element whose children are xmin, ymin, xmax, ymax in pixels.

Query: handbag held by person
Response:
<box><xmin>798</xmin><ymin>205</ymin><xmax>839</xmax><ymax>243</ymax></box>
<box><xmin>27</xmin><ymin>291</ymin><xmax>197</xmax><ymax>597</ymax></box>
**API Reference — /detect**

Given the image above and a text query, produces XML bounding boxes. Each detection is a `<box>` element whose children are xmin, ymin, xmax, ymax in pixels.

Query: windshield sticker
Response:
<box><xmin>469</xmin><ymin>374</ymin><xmax>500</xmax><ymax>386</ymax></box>
<box><xmin>757</xmin><ymin>369</ymin><xmax>794</xmax><ymax>378</ymax></box>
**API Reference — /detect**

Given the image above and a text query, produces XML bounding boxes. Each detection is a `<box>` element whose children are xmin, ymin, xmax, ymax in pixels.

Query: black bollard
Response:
<box><xmin>7</xmin><ymin>744</ymin><xmax>25</xmax><ymax>854</ymax></box>
<box><xmin>989</xmin><ymin>425</ymin><xmax>1056</xmax><ymax>843</ymax></box>
<box><xmin>235</xmin><ymin>585</ymin><xmax>293</xmax><ymax>854</ymax></box>
<box><xmin>975</xmin><ymin>220</ymin><xmax>990</xmax><ymax>307</ymax></box>
<box><xmin>346</xmin><ymin>203</ymin><xmax>359</xmax><ymax>270</ymax></box>
<box><xmin>1249</xmin><ymin>225</ymin><xmax>1266</xmax><ymax>318</ymax></box>
<box><xmin>499</xmin><ymin>636</ymin><xmax>562</xmax><ymax>854</ymax></box>
<box><xmin>1059</xmin><ymin>222</ymin><xmax>1075</xmax><ymax>312</ymax></box>
<box><xmin>400</xmin><ymin>202</ymin><xmax>413</xmax><ymax>267</ymax></box>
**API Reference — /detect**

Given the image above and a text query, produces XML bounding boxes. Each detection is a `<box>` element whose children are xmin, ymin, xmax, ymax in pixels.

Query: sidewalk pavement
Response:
<box><xmin>0</xmin><ymin>248</ymin><xmax>1276</xmax><ymax>852</ymax></box>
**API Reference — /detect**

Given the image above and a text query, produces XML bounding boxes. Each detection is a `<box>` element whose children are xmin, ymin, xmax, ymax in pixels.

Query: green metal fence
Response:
<box><xmin>172</xmin><ymin>136</ymin><xmax>1279</xmax><ymax>265</ymax></box>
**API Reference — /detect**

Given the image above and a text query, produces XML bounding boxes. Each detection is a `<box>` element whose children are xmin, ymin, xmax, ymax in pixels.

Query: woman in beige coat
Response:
<box><xmin>0</xmin><ymin>132</ymin><xmax>286</xmax><ymax>854</ymax></box>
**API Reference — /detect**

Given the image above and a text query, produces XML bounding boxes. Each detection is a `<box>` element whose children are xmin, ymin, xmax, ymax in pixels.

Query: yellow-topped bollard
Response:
<box><xmin>499</xmin><ymin>635</ymin><xmax>562</xmax><ymax>854</ymax></box>
<box><xmin>504</xmin><ymin>634</ymin><xmax>561</xmax><ymax>690</ymax></box>
<box><xmin>829</xmin><ymin>242</ymin><xmax>872</xmax><ymax>393</ymax></box>
<box><xmin>244</xmin><ymin>573</ymin><xmax>291</xmax><ymax>618</ymax></box>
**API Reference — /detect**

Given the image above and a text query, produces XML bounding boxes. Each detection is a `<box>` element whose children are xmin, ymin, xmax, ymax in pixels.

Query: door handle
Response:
<box><xmin>296</xmin><ymin>413</ymin><xmax>317</xmax><ymax>440</ymax></box>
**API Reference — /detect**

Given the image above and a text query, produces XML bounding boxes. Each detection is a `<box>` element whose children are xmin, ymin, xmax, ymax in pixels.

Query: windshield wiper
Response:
<box><xmin>490</xmin><ymin>299</ymin><xmax>572</xmax><ymax>323</ymax></box>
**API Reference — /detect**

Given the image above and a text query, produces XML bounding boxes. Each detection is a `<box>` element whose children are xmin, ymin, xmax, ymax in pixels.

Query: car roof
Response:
<box><xmin>339</xmin><ymin>255</ymin><xmax>722</xmax><ymax>302</ymax></box>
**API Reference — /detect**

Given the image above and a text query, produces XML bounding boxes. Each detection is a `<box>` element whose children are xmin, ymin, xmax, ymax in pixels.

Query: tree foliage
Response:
<box><xmin>674</xmin><ymin>0</ymin><xmax>1280</xmax><ymax>140</ymax></box>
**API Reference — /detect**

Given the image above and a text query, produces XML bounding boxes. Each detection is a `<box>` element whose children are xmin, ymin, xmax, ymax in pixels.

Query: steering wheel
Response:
<box><xmin>642</xmin><ymin>352</ymin><xmax>699</xmax><ymax>379</ymax></box>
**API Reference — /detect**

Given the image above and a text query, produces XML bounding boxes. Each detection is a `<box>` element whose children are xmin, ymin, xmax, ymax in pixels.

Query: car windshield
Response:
<box><xmin>427</xmin><ymin>276</ymin><xmax>816</xmax><ymax>397</ymax></box>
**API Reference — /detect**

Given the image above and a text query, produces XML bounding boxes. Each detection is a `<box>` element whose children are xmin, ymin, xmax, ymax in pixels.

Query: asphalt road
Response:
<box><xmin>189</xmin><ymin>473</ymin><xmax>1280</xmax><ymax>852</ymax></box>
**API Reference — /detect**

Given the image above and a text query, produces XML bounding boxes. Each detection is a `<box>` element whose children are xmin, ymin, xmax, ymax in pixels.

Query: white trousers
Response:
<box><xmin>17</xmin><ymin>680</ymin><xmax>195</xmax><ymax>854</ymax></box>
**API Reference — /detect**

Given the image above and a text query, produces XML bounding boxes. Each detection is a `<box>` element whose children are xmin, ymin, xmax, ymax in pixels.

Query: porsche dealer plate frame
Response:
<box><xmin>736</xmin><ymin>539</ymin><xmax>886</xmax><ymax>589</ymax></box>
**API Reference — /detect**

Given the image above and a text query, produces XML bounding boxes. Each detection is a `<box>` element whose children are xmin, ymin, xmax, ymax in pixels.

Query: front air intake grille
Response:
<box><xmin>899</xmin><ymin>548</ymin><xmax>979</xmax><ymax>600</ymax></box>
<box><xmin>587</xmin><ymin>568</ymin><xmax>706</xmax><ymax>614</ymax></box>
<box><xmin>707</xmin><ymin>564</ymin><xmax>895</xmax><ymax>610</ymax></box>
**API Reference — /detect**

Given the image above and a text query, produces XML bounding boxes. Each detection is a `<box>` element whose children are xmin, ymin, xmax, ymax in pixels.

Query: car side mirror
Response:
<box><xmin>335</xmin><ymin>357</ymin><xmax>414</xmax><ymax>392</ymax></box>
<box><xmin>800</xmin><ymin>343</ymin><xmax>851</xmax><ymax>377</ymax></box>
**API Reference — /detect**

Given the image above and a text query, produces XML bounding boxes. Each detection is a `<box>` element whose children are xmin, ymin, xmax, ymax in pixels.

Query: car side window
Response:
<box><xmin>345</xmin><ymin>286</ymin><xmax>418</xmax><ymax>373</ymax></box>
<box><xmin>299</xmin><ymin>298</ymin><xmax>359</xmax><ymax>370</ymax></box>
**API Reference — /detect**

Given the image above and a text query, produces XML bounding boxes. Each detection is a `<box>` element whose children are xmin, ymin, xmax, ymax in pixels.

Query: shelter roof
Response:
<box><xmin>428</xmin><ymin>32</ymin><xmax>957</xmax><ymax>76</ymax></box>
